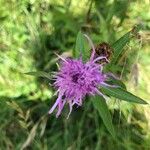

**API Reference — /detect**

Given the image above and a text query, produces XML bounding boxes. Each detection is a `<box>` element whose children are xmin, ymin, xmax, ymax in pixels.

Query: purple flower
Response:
<box><xmin>49</xmin><ymin>35</ymin><xmax>112</xmax><ymax>118</ymax></box>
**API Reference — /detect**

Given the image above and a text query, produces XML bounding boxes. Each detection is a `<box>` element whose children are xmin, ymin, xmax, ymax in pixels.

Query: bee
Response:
<box><xmin>94</xmin><ymin>42</ymin><xmax>113</xmax><ymax>64</ymax></box>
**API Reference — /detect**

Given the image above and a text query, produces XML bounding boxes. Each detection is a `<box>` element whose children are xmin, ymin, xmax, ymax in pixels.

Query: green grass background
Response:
<box><xmin>0</xmin><ymin>0</ymin><xmax>150</xmax><ymax>149</ymax></box>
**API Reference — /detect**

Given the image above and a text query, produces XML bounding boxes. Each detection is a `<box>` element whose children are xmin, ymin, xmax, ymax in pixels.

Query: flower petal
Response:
<box><xmin>56</xmin><ymin>99</ymin><xmax>66</xmax><ymax>117</ymax></box>
<box><xmin>48</xmin><ymin>94</ymin><xmax>63</xmax><ymax>114</ymax></box>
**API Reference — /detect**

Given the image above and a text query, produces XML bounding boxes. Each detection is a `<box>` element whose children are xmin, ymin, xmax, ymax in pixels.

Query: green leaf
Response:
<box><xmin>106</xmin><ymin>78</ymin><xmax>126</xmax><ymax>89</ymax></box>
<box><xmin>112</xmin><ymin>31</ymin><xmax>130</xmax><ymax>63</ymax></box>
<box><xmin>111</xmin><ymin>24</ymin><xmax>142</xmax><ymax>63</ymax></box>
<box><xmin>101</xmin><ymin>86</ymin><xmax>147</xmax><ymax>104</ymax></box>
<box><xmin>74</xmin><ymin>31</ymin><xmax>93</xmax><ymax>61</ymax></box>
<box><xmin>92</xmin><ymin>96</ymin><xmax>115</xmax><ymax>138</ymax></box>
<box><xmin>25</xmin><ymin>71</ymin><xmax>51</xmax><ymax>80</ymax></box>
<box><xmin>74</xmin><ymin>31</ymin><xmax>85</xmax><ymax>58</ymax></box>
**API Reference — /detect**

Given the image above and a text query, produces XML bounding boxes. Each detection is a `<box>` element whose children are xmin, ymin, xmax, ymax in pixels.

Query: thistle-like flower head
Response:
<box><xmin>49</xmin><ymin>35</ymin><xmax>112</xmax><ymax>118</ymax></box>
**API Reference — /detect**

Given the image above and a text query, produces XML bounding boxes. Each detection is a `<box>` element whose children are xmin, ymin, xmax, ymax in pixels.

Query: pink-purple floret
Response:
<box><xmin>49</xmin><ymin>55</ymin><xmax>109</xmax><ymax>118</ymax></box>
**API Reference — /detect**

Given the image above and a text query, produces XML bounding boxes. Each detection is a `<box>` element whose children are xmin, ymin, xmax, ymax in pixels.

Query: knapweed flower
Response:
<box><xmin>49</xmin><ymin>35</ymin><xmax>112</xmax><ymax>118</ymax></box>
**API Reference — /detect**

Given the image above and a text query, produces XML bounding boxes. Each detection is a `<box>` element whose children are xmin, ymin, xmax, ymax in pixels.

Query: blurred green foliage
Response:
<box><xmin>0</xmin><ymin>0</ymin><xmax>150</xmax><ymax>149</ymax></box>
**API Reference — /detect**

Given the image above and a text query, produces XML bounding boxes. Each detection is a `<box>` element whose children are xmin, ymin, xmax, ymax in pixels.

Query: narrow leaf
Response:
<box><xmin>101</xmin><ymin>86</ymin><xmax>147</xmax><ymax>104</ymax></box>
<box><xmin>106</xmin><ymin>78</ymin><xmax>126</xmax><ymax>89</ymax></box>
<box><xmin>74</xmin><ymin>31</ymin><xmax>85</xmax><ymax>58</ymax></box>
<box><xmin>111</xmin><ymin>24</ymin><xmax>142</xmax><ymax>63</ymax></box>
<box><xmin>25</xmin><ymin>71</ymin><xmax>51</xmax><ymax>80</ymax></box>
<box><xmin>92</xmin><ymin>96</ymin><xmax>115</xmax><ymax>138</ymax></box>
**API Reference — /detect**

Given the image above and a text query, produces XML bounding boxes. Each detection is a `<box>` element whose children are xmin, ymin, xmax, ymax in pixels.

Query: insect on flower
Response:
<box><xmin>93</xmin><ymin>42</ymin><xmax>113</xmax><ymax>64</ymax></box>
<box><xmin>49</xmin><ymin>34</ymin><xmax>115</xmax><ymax>118</ymax></box>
